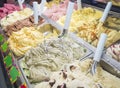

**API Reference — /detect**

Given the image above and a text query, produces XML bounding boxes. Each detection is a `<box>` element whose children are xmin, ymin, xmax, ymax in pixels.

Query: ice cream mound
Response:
<box><xmin>0</xmin><ymin>4</ymin><xmax>25</xmax><ymax>19</ymax></box>
<box><xmin>46</xmin><ymin>0</ymin><xmax>64</xmax><ymax>8</ymax></box>
<box><xmin>77</xmin><ymin>21</ymin><xmax>120</xmax><ymax>47</ymax></box>
<box><xmin>58</xmin><ymin>7</ymin><xmax>120</xmax><ymax>47</ymax></box>
<box><xmin>57</xmin><ymin>7</ymin><xmax>102</xmax><ymax>32</ymax></box>
<box><xmin>107</xmin><ymin>43</ymin><xmax>120</xmax><ymax>62</ymax></box>
<box><xmin>8</xmin><ymin>24</ymin><xmax>59</xmax><ymax>56</ymax></box>
<box><xmin>0</xmin><ymin>8</ymin><xmax>33</xmax><ymax>28</ymax></box>
<box><xmin>4</xmin><ymin>16</ymin><xmax>44</xmax><ymax>36</ymax></box>
<box><xmin>21</xmin><ymin>37</ymin><xmax>86</xmax><ymax>83</ymax></box>
<box><xmin>44</xmin><ymin>0</ymin><xmax>77</xmax><ymax>21</ymax></box>
<box><xmin>34</xmin><ymin>59</ymin><xmax>120</xmax><ymax>88</ymax></box>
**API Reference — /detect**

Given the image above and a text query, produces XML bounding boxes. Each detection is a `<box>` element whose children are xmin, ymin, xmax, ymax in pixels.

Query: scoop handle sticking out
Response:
<box><xmin>33</xmin><ymin>2</ymin><xmax>39</xmax><ymax>24</ymax></box>
<box><xmin>59</xmin><ymin>1</ymin><xmax>74</xmax><ymax>38</ymax></box>
<box><xmin>93</xmin><ymin>33</ymin><xmax>107</xmax><ymax>62</ymax></box>
<box><xmin>18</xmin><ymin>0</ymin><xmax>24</xmax><ymax>10</ymax></box>
<box><xmin>77</xmin><ymin>0</ymin><xmax>82</xmax><ymax>10</ymax></box>
<box><xmin>99</xmin><ymin>2</ymin><xmax>112</xmax><ymax>23</ymax></box>
<box><xmin>39</xmin><ymin>0</ymin><xmax>46</xmax><ymax>16</ymax></box>
<box><xmin>91</xmin><ymin>33</ymin><xmax>107</xmax><ymax>75</ymax></box>
<box><xmin>64</xmin><ymin>1</ymin><xmax>74</xmax><ymax>31</ymax></box>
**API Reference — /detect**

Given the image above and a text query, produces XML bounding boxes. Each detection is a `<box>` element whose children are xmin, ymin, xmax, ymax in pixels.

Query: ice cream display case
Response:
<box><xmin>0</xmin><ymin>29</ymin><xmax>27</xmax><ymax>88</ymax></box>
<box><xmin>0</xmin><ymin>0</ymin><xmax>120</xmax><ymax>88</ymax></box>
<box><xmin>16</xmin><ymin>22</ymin><xmax>92</xmax><ymax>88</ymax></box>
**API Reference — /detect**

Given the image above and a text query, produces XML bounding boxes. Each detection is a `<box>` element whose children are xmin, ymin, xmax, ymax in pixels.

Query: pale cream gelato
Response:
<box><xmin>8</xmin><ymin>24</ymin><xmax>59</xmax><ymax>56</ymax></box>
<box><xmin>34</xmin><ymin>59</ymin><xmax>120</xmax><ymax>88</ymax></box>
<box><xmin>21</xmin><ymin>37</ymin><xmax>86</xmax><ymax>83</ymax></box>
<box><xmin>0</xmin><ymin>8</ymin><xmax>33</xmax><ymax>28</ymax></box>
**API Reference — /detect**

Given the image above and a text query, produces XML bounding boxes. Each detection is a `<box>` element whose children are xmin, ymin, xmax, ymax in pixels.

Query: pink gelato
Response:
<box><xmin>0</xmin><ymin>4</ymin><xmax>26</xmax><ymax>19</ymax></box>
<box><xmin>44</xmin><ymin>0</ymin><xmax>77</xmax><ymax>21</ymax></box>
<box><xmin>107</xmin><ymin>43</ymin><xmax>120</xmax><ymax>62</ymax></box>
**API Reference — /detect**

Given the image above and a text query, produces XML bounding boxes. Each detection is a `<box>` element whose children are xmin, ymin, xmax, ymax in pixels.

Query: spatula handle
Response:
<box><xmin>64</xmin><ymin>1</ymin><xmax>74</xmax><ymax>31</ymax></box>
<box><xmin>18</xmin><ymin>0</ymin><xmax>25</xmax><ymax>10</ymax></box>
<box><xmin>93</xmin><ymin>33</ymin><xmax>107</xmax><ymax>62</ymax></box>
<box><xmin>100</xmin><ymin>2</ymin><xmax>112</xmax><ymax>23</ymax></box>
<box><xmin>33</xmin><ymin>2</ymin><xmax>38</xmax><ymax>24</ymax></box>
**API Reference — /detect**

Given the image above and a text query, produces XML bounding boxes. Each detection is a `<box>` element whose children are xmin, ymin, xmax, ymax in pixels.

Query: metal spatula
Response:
<box><xmin>80</xmin><ymin>2</ymin><xmax>112</xmax><ymax>61</ymax></box>
<box><xmin>18</xmin><ymin>0</ymin><xmax>25</xmax><ymax>10</ymax></box>
<box><xmin>91</xmin><ymin>33</ymin><xmax>107</xmax><ymax>75</ymax></box>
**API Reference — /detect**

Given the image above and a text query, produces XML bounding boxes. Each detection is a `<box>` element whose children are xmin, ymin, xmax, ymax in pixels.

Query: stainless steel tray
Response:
<box><xmin>18</xmin><ymin>59</ymin><xmax>32</xmax><ymax>88</ymax></box>
<box><xmin>41</xmin><ymin>14</ymin><xmax>120</xmax><ymax>77</ymax></box>
<box><xmin>70</xmin><ymin>33</ymin><xmax>120</xmax><ymax>72</ymax></box>
<box><xmin>17</xmin><ymin>23</ymin><xmax>92</xmax><ymax>88</ymax></box>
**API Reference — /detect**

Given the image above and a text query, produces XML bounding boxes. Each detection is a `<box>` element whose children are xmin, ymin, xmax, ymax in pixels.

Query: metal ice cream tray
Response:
<box><xmin>17</xmin><ymin>22</ymin><xmax>92</xmax><ymax>88</ymax></box>
<box><xmin>41</xmin><ymin>14</ymin><xmax>120</xmax><ymax>77</ymax></box>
